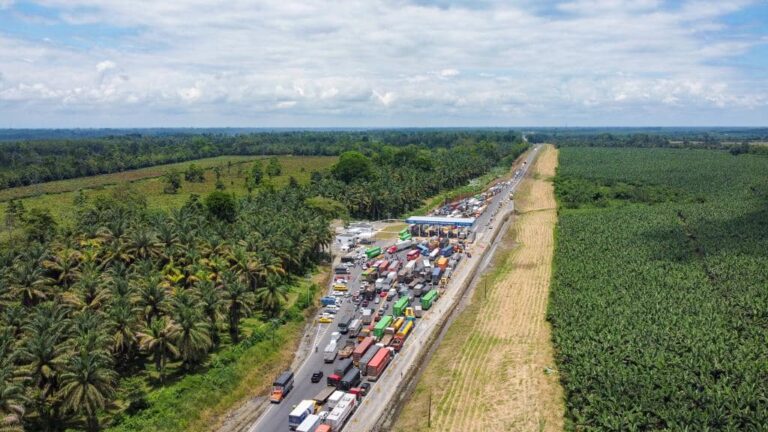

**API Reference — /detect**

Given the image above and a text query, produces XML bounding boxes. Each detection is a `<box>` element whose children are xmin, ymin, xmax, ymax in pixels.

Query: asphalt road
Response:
<box><xmin>249</xmin><ymin>146</ymin><xmax>539</xmax><ymax>432</ymax></box>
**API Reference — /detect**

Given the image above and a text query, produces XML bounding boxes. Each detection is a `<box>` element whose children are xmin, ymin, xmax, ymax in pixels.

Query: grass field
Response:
<box><xmin>393</xmin><ymin>145</ymin><xmax>564</xmax><ymax>432</ymax></box>
<box><xmin>0</xmin><ymin>155</ymin><xmax>336</xmax><ymax>233</ymax></box>
<box><xmin>549</xmin><ymin>147</ymin><xmax>768</xmax><ymax>430</ymax></box>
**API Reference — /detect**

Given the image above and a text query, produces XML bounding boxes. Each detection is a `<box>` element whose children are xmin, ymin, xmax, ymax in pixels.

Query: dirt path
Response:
<box><xmin>392</xmin><ymin>144</ymin><xmax>563</xmax><ymax>432</ymax></box>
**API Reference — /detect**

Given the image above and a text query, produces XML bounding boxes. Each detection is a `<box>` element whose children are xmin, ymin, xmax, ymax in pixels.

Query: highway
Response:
<box><xmin>248</xmin><ymin>145</ymin><xmax>539</xmax><ymax>432</ymax></box>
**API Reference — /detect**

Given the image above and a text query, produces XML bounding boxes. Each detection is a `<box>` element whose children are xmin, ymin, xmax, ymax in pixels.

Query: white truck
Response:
<box><xmin>296</xmin><ymin>414</ymin><xmax>321</xmax><ymax>432</ymax></box>
<box><xmin>361</xmin><ymin>308</ymin><xmax>373</xmax><ymax>325</ymax></box>
<box><xmin>395</xmin><ymin>239</ymin><xmax>413</xmax><ymax>251</ymax></box>
<box><xmin>323</xmin><ymin>340</ymin><xmax>338</xmax><ymax>363</ymax></box>
<box><xmin>325</xmin><ymin>393</ymin><xmax>358</xmax><ymax>430</ymax></box>
<box><xmin>348</xmin><ymin>318</ymin><xmax>362</xmax><ymax>338</ymax></box>
<box><xmin>327</xmin><ymin>390</ymin><xmax>345</xmax><ymax>410</ymax></box>
<box><xmin>289</xmin><ymin>400</ymin><xmax>316</xmax><ymax>430</ymax></box>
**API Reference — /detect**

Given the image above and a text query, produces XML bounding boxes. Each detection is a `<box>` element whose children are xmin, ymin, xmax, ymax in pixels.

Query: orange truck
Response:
<box><xmin>270</xmin><ymin>370</ymin><xmax>294</xmax><ymax>403</ymax></box>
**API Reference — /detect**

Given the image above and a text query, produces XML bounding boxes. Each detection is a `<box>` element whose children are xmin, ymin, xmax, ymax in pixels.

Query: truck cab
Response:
<box><xmin>270</xmin><ymin>370</ymin><xmax>294</xmax><ymax>403</ymax></box>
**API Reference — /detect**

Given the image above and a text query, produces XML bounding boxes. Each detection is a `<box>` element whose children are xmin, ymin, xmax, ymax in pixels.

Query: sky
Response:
<box><xmin>0</xmin><ymin>0</ymin><xmax>766</xmax><ymax>127</ymax></box>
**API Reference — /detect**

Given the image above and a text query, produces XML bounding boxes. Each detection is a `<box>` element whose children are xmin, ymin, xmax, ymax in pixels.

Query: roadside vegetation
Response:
<box><xmin>0</xmin><ymin>132</ymin><xmax>528</xmax><ymax>431</ymax></box>
<box><xmin>549</xmin><ymin>147</ymin><xmax>768</xmax><ymax>430</ymax></box>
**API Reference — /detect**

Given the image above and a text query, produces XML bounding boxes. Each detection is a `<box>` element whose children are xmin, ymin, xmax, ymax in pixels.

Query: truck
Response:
<box><xmin>377</xmin><ymin>260</ymin><xmax>390</xmax><ymax>274</ymax></box>
<box><xmin>296</xmin><ymin>414</ymin><xmax>321</xmax><ymax>432</ymax></box>
<box><xmin>421</xmin><ymin>289</ymin><xmax>439</xmax><ymax>310</ymax></box>
<box><xmin>288</xmin><ymin>399</ymin><xmax>316</xmax><ymax>430</ymax></box>
<box><xmin>340</xmin><ymin>367</ymin><xmax>361</xmax><ymax>391</ymax></box>
<box><xmin>391</xmin><ymin>319</ymin><xmax>414</xmax><ymax>352</ymax></box>
<box><xmin>326</xmin><ymin>393</ymin><xmax>358</xmax><ymax>430</ymax></box>
<box><xmin>315</xmin><ymin>425</ymin><xmax>331</xmax><ymax>432</ymax></box>
<box><xmin>366</xmin><ymin>347</ymin><xmax>393</xmax><ymax>381</ymax></box>
<box><xmin>270</xmin><ymin>371</ymin><xmax>294</xmax><ymax>403</ymax></box>
<box><xmin>413</xmin><ymin>283</ymin><xmax>424</xmax><ymax>297</ymax></box>
<box><xmin>393</xmin><ymin>296</ymin><xmax>409</xmax><ymax>316</ymax></box>
<box><xmin>338</xmin><ymin>341</ymin><xmax>355</xmax><ymax>359</ymax></box>
<box><xmin>429</xmin><ymin>248</ymin><xmax>440</xmax><ymax>259</ymax></box>
<box><xmin>361</xmin><ymin>308</ymin><xmax>373</xmax><ymax>325</ymax></box>
<box><xmin>334</xmin><ymin>358</ymin><xmax>354</xmax><ymax>378</ymax></box>
<box><xmin>358</xmin><ymin>344</ymin><xmax>381</xmax><ymax>374</ymax></box>
<box><xmin>323</xmin><ymin>340</ymin><xmax>338</xmax><ymax>363</ymax></box>
<box><xmin>348</xmin><ymin>318</ymin><xmax>362</xmax><ymax>337</ymax></box>
<box><xmin>407</xmin><ymin>249</ymin><xmax>421</xmax><ymax>261</ymax></box>
<box><xmin>327</xmin><ymin>390</ymin><xmax>345</xmax><ymax>409</ymax></box>
<box><xmin>414</xmin><ymin>305</ymin><xmax>423</xmax><ymax>318</ymax></box>
<box><xmin>392</xmin><ymin>316</ymin><xmax>405</xmax><ymax>332</ymax></box>
<box><xmin>387</xmin><ymin>288</ymin><xmax>397</xmax><ymax>300</ymax></box>
<box><xmin>320</xmin><ymin>296</ymin><xmax>336</xmax><ymax>306</ymax></box>
<box><xmin>365</xmin><ymin>246</ymin><xmax>382</xmax><ymax>259</ymax></box>
<box><xmin>362</xmin><ymin>267</ymin><xmax>377</xmax><ymax>282</ymax></box>
<box><xmin>435</xmin><ymin>256</ymin><xmax>449</xmax><ymax>270</ymax></box>
<box><xmin>374</xmin><ymin>315</ymin><xmax>393</xmax><ymax>339</ymax></box>
<box><xmin>431</xmin><ymin>266</ymin><xmax>443</xmax><ymax>284</ymax></box>
<box><xmin>338</xmin><ymin>316</ymin><xmax>352</xmax><ymax>334</ymax></box>
<box><xmin>440</xmin><ymin>245</ymin><xmax>454</xmax><ymax>257</ymax></box>
<box><xmin>313</xmin><ymin>387</ymin><xmax>337</xmax><ymax>406</ymax></box>
<box><xmin>352</xmin><ymin>337</ymin><xmax>374</xmax><ymax>364</ymax></box>
<box><xmin>394</xmin><ymin>239</ymin><xmax>413</xmax><ymax>252</ymax></box>
<box><xmin>374</xmin><ymin>277</ymin><xmax>386</xmax><ymax>290</ymax></box>
<box><xmin>416</xmin><ymin>244</ymin><xmax>430</xmax><ymax>256</ymax></box>
<box><xmin>380</xmin><ymin>328</ymin><xmax>395</xmax><ymax>347</ymax></box>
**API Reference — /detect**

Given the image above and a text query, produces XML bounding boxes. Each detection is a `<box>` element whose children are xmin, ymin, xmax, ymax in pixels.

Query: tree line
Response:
<box><xmin>0</xmin><ymin>134</ymin><xmax>528</xmax><ymax>431</ymax></box>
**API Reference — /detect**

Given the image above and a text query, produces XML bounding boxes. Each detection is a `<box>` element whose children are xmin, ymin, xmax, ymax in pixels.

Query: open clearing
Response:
<box><xmin>0</xmin><ymin>155</ymin><xmax>336</xmax><ymax>231</ymax></box>
<box><xmin>392</xmin><ymin>144</ymin><xmax>564</xmax><ymax>432</ymax></box>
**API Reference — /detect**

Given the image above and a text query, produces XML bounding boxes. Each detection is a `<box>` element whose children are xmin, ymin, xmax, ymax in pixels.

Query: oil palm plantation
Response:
<box><xmin>59</xmin><ymin>349</ymin><xmax>116</xmax><ymax>432</ymax></box>
<box><xmin>219</xmin><ymin>271</ymin><xmax>254</xmax><ymax>344</ymax></box>
<box><xmin>137</xmin><ymin>317</ymin><xmax>179</xmax><ymax>383</ymax></box>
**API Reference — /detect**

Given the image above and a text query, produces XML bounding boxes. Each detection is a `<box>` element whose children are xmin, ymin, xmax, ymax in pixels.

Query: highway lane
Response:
<box><xmin>249</xmin><ymin>145</ymin><xmax>539</xmax><ymax>432</ymax></box>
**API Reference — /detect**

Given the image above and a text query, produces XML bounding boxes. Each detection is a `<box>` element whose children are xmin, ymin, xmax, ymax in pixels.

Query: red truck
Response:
<box><xmin>366</xmin><ymin>347</ymin><xmax>393</xmax><ymax>381</ymax></box>
<box><xmin>352</xmin><ymin>337</ymin><xmax>374</xmax><ymax>366</ymax></box>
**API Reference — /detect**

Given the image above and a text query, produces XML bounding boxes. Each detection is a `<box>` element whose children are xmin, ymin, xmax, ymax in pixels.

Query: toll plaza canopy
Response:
<box><xmin>405</xmin><ymin>216</ymin><xmax>476</xmax><ymax>227</ymax></box>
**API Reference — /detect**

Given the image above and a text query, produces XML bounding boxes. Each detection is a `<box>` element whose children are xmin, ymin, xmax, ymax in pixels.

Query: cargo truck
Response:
<box><xmin>366</xmin><ymin>347</ymin><xmax>393</xmax><ymax>381</ymax></box>
<box><xmin>374</xmin><ymin>315</ymin><xmax>393</xmax><ymax>339</ymax></box>
<box><xmin>315</xmin><ymin>425</ymin><xmax>331</xmax><ymax>432</ymax></box>
<box><xmin>361</xmin><ymin>309</ymin><xmax>373</xmax><ymax>325</ymax></box>
<box><xmin>416</xmin><ymin>244</ymin><xmax>430</xmax><ymax>255</ymax></box>
<box><xmin>392</xmin><ymin>316</ymin><xmax>405</xmax><ymax>332</ymax></box>
<box><xmin>407</xmin><ymin>249</ymin><xmax>420</xmax><ymax>261</ymax></box>
<box><xmin>323</xmin><ymin>340</ymin><xmax>338</xmax><ymax>363</ymax></box>
<box><xmin>391</xmin><ymin>319</ymin><xmax>414</xmax><ymax>352</ymax></box>
<box><xmin>358</xmin><ymin>345</ymin><xmax>381</xmax><ymax>374</ymax></box>
<box><xmin>313</xmin><ymin>387</ymin><xmax>337</xmax><ymax>406</ymax></box>
<box><xmin>338</xmin><ymin>341</ymin><xmax>355</xmax><ymax>359</ymax></box>
<box><xmin>270</xmin><ymin>371</ymin><xmax>294</xmax><ymax>403</ymax></box>
<box><xmin>431</xmin><ymin>267</ymin><xmax>443</xmax><ymax>284</ymax></box>
<box><xmin>380</xmin><ymin>328</ymin><xmax>395</xmax><ymax>346</ymax></box>
<box><xmin>348</xmin><ymin>319</ymin><xmax>362</xmax><ymax>337</ymax></box>
<box><xmin>353</xmin><ymin>337</ymin><xmax>374</xmax><ymax>364</ymax></box>
<box><xmin>440</xmin><ymin>245</ymin><xmax>454</xmax><ymax>257</ymax></box>
<box><xmin>421</xmin><ymin>289</ymin><xmax>439</xmax><ymax>310</ymax></box>
<box><xmin>393</xmin><ymin>296</ymin><xmax>409</xmax><ymax>316</ymax></box>
<box><xmin>326</xmin><ymin>393</ymin><xmax>358</xmax><ymax>430</ymax></box>
<box><xmin>296</xmin><ymin>414</ymin><xmax>321</xmax><ymax>432</ymax></box>
<box><xmin>288</xmin><ymin>399</ymin><xmax>316</xmax><ymax>430</ymax></box>
<box><xmin>365</xmin><ymin>246</ymin><xmax>382</xmax><ymax>259</ymax></box>
<box><xmin>413</xmin><ymin>283</ymin><xmax>424</xmax><ymax>297</ymax></box>
<box><xmin>414</xmin><ymin>305</ymin><xmax>423</xmax><ymax>317</ymax></box>
<box><xmin>435</xmin><ymin>256</ymin><xmax>449</xmax><ymax>270</ymax></box>
<box><xmin>340</xmin><ymin>367</ymin><xmax>361</xmax><ymax>391</ymax></box>
<box><xmin>338</xmin><ymin>316</ymin><xmax>352</xmax><ymax>334</ymax></box>
<box><xmin>327</xmin><ymin>390</ymin><xmax>345</xmax><ymax>409</ymax></box>
<box><xmin>429</xmin><ymin>248</ymin><xmax>440</xmax><ymax>259</ymax></box>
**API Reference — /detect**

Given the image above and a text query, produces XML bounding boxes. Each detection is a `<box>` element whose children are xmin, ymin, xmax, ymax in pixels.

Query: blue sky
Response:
<box><xmin>0</xmin><ymin>0</ymin><xmax>766</xmax><ymax>127</ymax></box>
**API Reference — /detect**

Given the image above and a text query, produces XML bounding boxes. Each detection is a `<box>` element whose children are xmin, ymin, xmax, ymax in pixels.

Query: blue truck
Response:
<box><xmin>321</xmin><ymin>296</ymin><xmax>337</xmax><ymax>306</ymax></box>
<box><xmin>431</xmin><ymin>267</ymin><xmax>443</xmax><ymax>284</ymax></box>
<box><xmin>440</xmin><ymin>245</ymin><xmax>454</xmax><ymax>257</ymax></box>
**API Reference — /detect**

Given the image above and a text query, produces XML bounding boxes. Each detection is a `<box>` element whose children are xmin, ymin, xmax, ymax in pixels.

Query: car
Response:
<box><xmin>331</xmin><ymin>331</ymin><xmax>341</xmax><ymax>341</ymax></box>
<box><xmin>325</xmin><ymin>305</ymin><xmax>340</xmax><ymax>314</ymax></box>
<box><xmin>311</xmin><ymin>371</ymin><xmax>324</xmax><ymax>383</ymax></box>
<box><xmin>361</xmin><ymin>300</ymin><xmax>369</xmax><ymax>308</ymax></box>
<box><xmin>318</xmin><ymin>314</ymin><xmax>333</xmax><ymax>323</ymax></box>
<box><xmin>360</xmin><ymin>382</ymin><xmax>371</xmax><ymax>396</ymax></box>
<box><xmin>379</xmin><ymin>291</ymin><xmax>388</xmax><ymax>298</ymax></box>
<box><xmin>374</xmin><ymin>297</ymin><xmax>380</xmax><ymax>304</ymax></box>
<box><xmin>387</xmin><ymin>245</ymin><xmax>398</xmax><ymax>254</ymax></box>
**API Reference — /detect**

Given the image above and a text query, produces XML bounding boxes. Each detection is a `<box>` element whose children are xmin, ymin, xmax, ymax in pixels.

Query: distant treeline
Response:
<box><xmin>0</xmin><ymin>130</ymin><xmax>523</xmax><ymax>190</ymax></box>
<box><xmin>527</xmin><ymin>128</ymin><xmax>768</xmax><ymax>156</ymax></box>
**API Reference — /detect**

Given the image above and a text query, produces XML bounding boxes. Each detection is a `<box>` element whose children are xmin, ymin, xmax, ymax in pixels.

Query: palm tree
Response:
<box><xmin>0</xmin><ymin>331</ymin><xmax>26</xmax><ymax>432</ymax></box>
<box><xmin>124</xmin><ymin>227</ymin><xmax>161</xmax><ymax>262</ymax></box>
<box><xmin>171</xmin><ymin>292</ymin><xmax>211</xmax><ymax>370</ymax></box>
<box><xmin>136</xmin><ymin>275</ymin><xmax>169</xmax><ymax>326</ymax></box>
<box><xmin>219</xmin><ymin>271</ymin><xmax>254</xmax><ymax>344</ymax></box>
<box><xmin>137</xmin><ymin>317</ymin><xmax>179</xmax><ymax>382</ymax></box>
<box><xmin>196</xmin><ymin>280</ymin><xmax>224</xmax><ymax>346</ymax></box>
<box><xmin>59</xmin><ymin>350</ymin><xmax>116</xmax><ymax>432</ymax></box>
<box><xmin>8</xmin><ymin>260</ymin><xmax>51</xmax><ymax>308</ymax></box>
<box><xmin>107</xmin><ymin>300</ymin><xmax>138</xmax><ymax>363</ymax></box>
<box><xmin>255</xmin><ymin>281</ymin><xmax>288</xmax><ymax>318</ymax></box>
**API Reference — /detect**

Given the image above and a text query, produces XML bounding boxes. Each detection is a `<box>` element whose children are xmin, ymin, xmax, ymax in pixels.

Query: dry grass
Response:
<box><xmin>392</xmin><ymin>144</ymin><xmax>564</xmax><ymax>432</ymax></box>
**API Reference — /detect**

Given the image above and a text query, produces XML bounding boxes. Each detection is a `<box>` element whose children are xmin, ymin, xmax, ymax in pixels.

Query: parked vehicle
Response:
<box><xmin>421</xmin><ymin>289</ymin><xmax>439</xmax><ymax>310</ymax></box>
<box><xmin>340</xmin><ymin>367</ymin><xmax>361</xmax><ymax>391</ymax></box>
<box><xmin>323</xmin><ymin>341</ymin><xmax>338</xmax><ymax>363</ymax></box>
<box><xmin>431</xmin><ymin>266</ymin><xmax>443</xmax><ymax>284</ymax></box>
<box><xmin>365</xmin><ymin>246</ymin><xmax>382</xmax><ymax>259</ymax></box>
<box><xmin>270</xmin><ymin>371</ymin><xmax>294</xmax><ymax>403</ymax></box>
<box><xmin>361</xmin><ymin>309</ymin><xmax>373</xmax><ymax>325</ymax></box>
<box><xmin>387</xmin><ymin>288</ymin><xmax>397</xmax><ymax>300</ymax></box>
<box><xmin>327</xmin><ymin>390</ymin><xmax>345</xmax><ymax>409</ymax></box>
<box><xmin>414</xmin><ymin>305</ymin><xmax>423</xmax><ymax>318</ymax></box>
<box><xmin>440</xmin><ymin>245</ymin><xmax>454</xmax><ymax>257</ymax></box>
<box><xmin>353</xmin><ymin>337</ymin><xmax>374</xmax><ymax>364</ymax></box>
<box><xmin>347</xmin><ymin>318</ymin><xmax>362</xmax><ymax>338</ymax></box>
<box><xmin>313</xmin><ymin>386</ymin><xmax>336</xmax><ymax>406</ymax></box>
<box><xmin>334</xmin><ymin>358</ymin><xmax>354</xmax><ymax>378</ymax></box>
<box><xmin>360</xmin><ymin>382</ymin><xmax>371</xmax><ymax>396</ymax></box>
<box><xmin>374</xmin><ymin>315</ymin><xmax>393</xmax><ymax>339</ymax></box>
<box><xmin>393</xmin><ymin>296</ymin><xmax>409</xmax><ymax>316</ymax></box>
<box><xmin>296</xmin><ymin>414</ymin><xmax>321</xmax><ymax>432</ymax></box>
<box><xmin>391</xmin><ymin>319</ymin><xmax>414</xmax><ymax>351</ymax></box>
<box><xmin>288</xmin><ymin>399</ymin><xmax>315</xmax><ymax>430</ymax></box>
<box><xmin>320</xmin><ymin>296</ymin><xmax>336</xmax><ymax>306</ymax></box>
<box><xmin>326</xmin><ymin>392</ymin><xmax>358</xmax><ymax>430</ymax></box>
<box><xmin>366</xmin><ymin>348</ymin><xmax>393</xmax><ymax>381</ymax></box>
<box><xmin>315</xmin><ymin>425</ymin><xmax>331</xmax><ymax>432</ymax></box>
<box><xmin>338</xmin><ymin>316</ymin><xmax>353</xmax><ymax>334</ymax></box>
<box><xmin>359</xmin><ymin>345</ymin><xmax>381</xmax><ymax>374</ymax></box>
<box><xmin>338</xmin><ymin>342</ymin><xmax>355</xmax><ymax>359</ymax></box>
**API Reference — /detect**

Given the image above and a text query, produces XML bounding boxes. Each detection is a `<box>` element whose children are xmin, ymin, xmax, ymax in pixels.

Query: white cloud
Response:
<box><xmin>0</xmin><ymin>0</ymin><xmax>765</xmax><ymax>126</ymax></box>
<box><xmin>0</xmin><ymin>0</ymin><xmax>14</xmax><ymax>10</ymax></box>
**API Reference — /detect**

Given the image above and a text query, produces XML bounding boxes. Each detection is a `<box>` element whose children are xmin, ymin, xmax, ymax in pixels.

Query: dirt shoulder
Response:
<box><xmin>392</xmin><ymin>144</ymin><xmax>563</xmax><ymax>432</ymax></box>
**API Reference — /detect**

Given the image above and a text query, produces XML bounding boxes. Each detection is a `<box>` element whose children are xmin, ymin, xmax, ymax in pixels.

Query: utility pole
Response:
<box><xmin>428</xmin><ymin>391</ymin><xmax>432</xmax><ymax>428</ymax></box>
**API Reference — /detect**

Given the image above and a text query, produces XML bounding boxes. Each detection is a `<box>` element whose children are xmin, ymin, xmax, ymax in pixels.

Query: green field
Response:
<box><xmin>549</xmin><ymin>147</ymin><xmax>768</xmax><ymax>430</ymax></box>
<box><xmin>0</xmin><ymin>155</ymin><xmax>337</xmax><ymax>230</ymax></box>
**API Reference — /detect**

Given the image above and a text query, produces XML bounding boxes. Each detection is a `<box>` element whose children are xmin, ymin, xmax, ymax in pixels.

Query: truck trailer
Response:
<box><xmin>391</xmin><ymin>319</ymin><xmax>414</xmax><ymax>351</ymax></box>
<box><xmin>358</xmin><ymin>345</ymin><xmax>381</xmax><ymax>374</ymax></box>
<box><xmin>288</xmin><ymin>400</ymin><xmax>316</xmax><ymax>430</ymax></box>
<box><xmin>325</xmin><ymin>393</ymin><xmax>358</xmax><ymax>430</ymax></box>
<box><xmin>366</xmin><ymin>347</ymin><xmax>393</xmax><ymax>381</ymax></box>
<box><xmin>421</xmin><ymin>289</ymin><xmax>439</xmax><ymax>310</ymax></box>
<box><xmin>374</xmin><ymin>315</ymin><xmax>393</xmax><ymax>339</ymax></box>
<box><xmin>352</xmin><ymin>337</ymin><xmax>374</xmax><ymax>364</ymax></box>
<box><xmin>323</xmin><ymin>340</ymin><xmax>338</xmax><ymax>363</ymax></box>
<box><xmin>270</xmin><ymin>370</ymin><xmax>294</xmax><ymax>403</ymax></box>
<box><xmin>296</xmin><ymin>414</ymin><xmax>321</xmax><ymax>432</ymax></box>
<box><xmin>340</xmin><ymin>367</ymin><xmax>361</xmax><ymax>391</ymax></box>
<box><xmin>393</xmin><ymin>296</ymin><xmax>409</xmax><ymax>316</ymax></box>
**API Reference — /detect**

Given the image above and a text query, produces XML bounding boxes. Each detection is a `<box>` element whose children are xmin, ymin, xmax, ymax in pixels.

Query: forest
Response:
<box><xmin>0</xmin><ymin>130</ymin><xmax>523</xmax><ymax>190</ymax></box>
<box><xmin>0</xmin><ymin>132</ymin><xmax>528</xmax><ymax>431</ymax></box>
<box><xmin>549</xmin><ymin>147</ymin><xmax>768</xmax><ymax>430</ymax></box>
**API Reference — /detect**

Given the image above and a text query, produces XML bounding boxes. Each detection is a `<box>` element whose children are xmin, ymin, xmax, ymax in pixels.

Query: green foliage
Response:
<box><xmin>266</xmin><ymin>157</ymin><xmax>282</xmax><ymax>177</ymax></box>
<box><xmin>304</xmin><ymin>196</ymin><xmax>348</xmax><ymax>219</ymax></box>
<box><xmin>250</xmin><ymin>160</ymin><xmax>263</xmax><ymax>186</ymax></box>
<box><xmin>162</xmin><ymin>171</ymin><xmax>181</xmax><ymax>194</ymax></box>
<box><xmin>183</xmin><ymin>164</ymin><xmax>205</xmax><ymax>183</ymax></box>
<box><xmin>550</xmin><ymin>147</ymin><xmax>768</xmax><ymax>430</ymax></box>
<box><xmin>204</xmin><ymin>191</ymin><xmax>236</xmax><ymax>223</ymax></box>
<box><xmin>22</xmin><ymin>208</ymin><xmax>56</xmax><ymax>243</ymax></box>
<box><xmin>331</xmin><ymin>151</ymin><xmax>373</xmax><ymax>183</ymax></box>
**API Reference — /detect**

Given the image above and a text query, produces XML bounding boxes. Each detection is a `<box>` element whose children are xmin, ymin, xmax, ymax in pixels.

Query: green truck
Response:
<box><xmin>365</xmin><ymin>246</ymin><xmax>382</xmax><ymax>259</ymax></box>
<box><xmin>374</xmin><ymin>315</ymin><xmax>394</xmax><ymax>339</ymax></box>
<box><xmin>393</xmin><ymin>297</ymin><xmax>409</xmax><ymax>317</ymax></box>
<box><xmin>421</xmin><ymin>289</ymin><xmax>439</xmax><ymax>310</ymax></box>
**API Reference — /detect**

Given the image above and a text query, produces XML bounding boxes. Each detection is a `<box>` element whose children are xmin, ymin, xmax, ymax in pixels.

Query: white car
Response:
<box><xmin>330</xmin><ymin>331</ymin><xmax>341</xmax><ymax>342</ymax></box>
<box><xmin>325</xmin><ymin>305</ymin><xmax>340</xmax><ymax>314</ymax></box>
